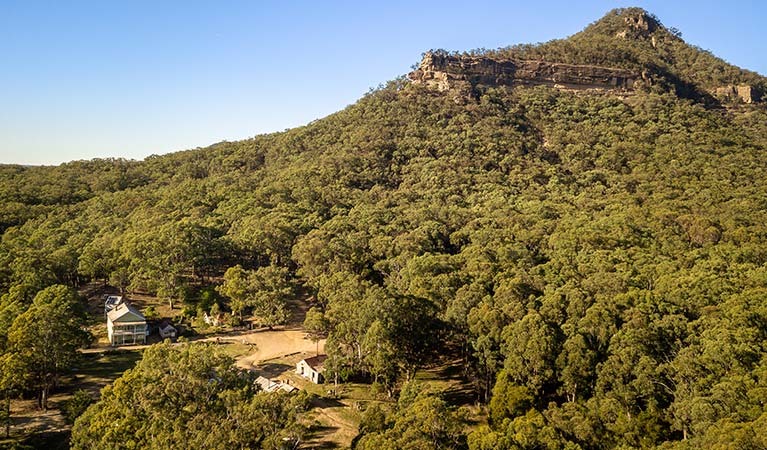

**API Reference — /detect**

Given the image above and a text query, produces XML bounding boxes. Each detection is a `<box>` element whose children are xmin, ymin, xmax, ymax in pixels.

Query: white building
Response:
<box><xmin>296</xmin><ymin>355</ymin><xmax>326</xmax><ymax>384</ymax></box>
<box><xmin>107</xmin><ymin>303</ymin><xmax>147</xmax><ymax>346</ymax></box>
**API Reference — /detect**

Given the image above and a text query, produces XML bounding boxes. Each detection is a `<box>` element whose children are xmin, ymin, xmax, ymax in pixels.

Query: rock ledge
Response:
<box><xmin>408</xmin><ymin>51</ymin><xmax>644</xmax><ymax>94</ymax></box>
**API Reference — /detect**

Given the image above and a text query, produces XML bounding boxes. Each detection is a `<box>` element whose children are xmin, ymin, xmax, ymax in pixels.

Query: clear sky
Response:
<box><xmin>1</xmin><ymin>0</ymin><xmax>765</xmax><ymax>165</ymax></box>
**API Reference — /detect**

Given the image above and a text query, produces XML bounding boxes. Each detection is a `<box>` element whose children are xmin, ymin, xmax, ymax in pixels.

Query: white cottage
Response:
<box><xmin>296</xmin><ymin>355</ymin><xmax>326</xmax><ymax>384</ymax></box>
<box><xmin>107</xmin><ymin>302</ymin><xmax>147</xmax><ymax>346</ymax></box>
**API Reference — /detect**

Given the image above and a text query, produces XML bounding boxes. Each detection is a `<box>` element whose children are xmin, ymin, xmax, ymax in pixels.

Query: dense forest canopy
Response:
<box><xmin>2</xmin><ymin>7</ymin><xmax>767</xmax><ymax>449</ymax></box>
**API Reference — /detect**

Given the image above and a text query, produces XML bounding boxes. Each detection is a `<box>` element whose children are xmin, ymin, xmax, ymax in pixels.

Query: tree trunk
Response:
<box><xmin>4</xmin><ymin>396</ymin><xmax>10</xmax><ymax>438</ymax></box>
<box><xmin>41</xmin><ymin>387</ymin><xmax>49</xmax><ymax>411</ymax></box>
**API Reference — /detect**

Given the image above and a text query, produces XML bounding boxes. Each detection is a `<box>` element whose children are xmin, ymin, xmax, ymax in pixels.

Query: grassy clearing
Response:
<box><xmin>416</xmin><ymin>360</ymin><xmax>477</xmax><ymax>404</ymax></box>
<box><xmin>71</xmin><ymin>349</ymin><xmax>144</xmax><ymax>394</ymax></box>
<box><xmin>0</xmin><ymin>430</ymin><xmax>70</xmax><ymax>450</ymax></box>
<box><xmin>212</xmin><ymin>341</ymin><xmax>253</xmax><ymax>360</ymax></box>
<box><xmin>3</xmin><ymin>349</ymin><xmax>143</xmax><ymax>447</ymax></box>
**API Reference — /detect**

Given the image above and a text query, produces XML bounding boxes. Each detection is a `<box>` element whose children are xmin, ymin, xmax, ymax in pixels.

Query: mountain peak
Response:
<box><xmin>579</xmin><ymin>7</ymin><xmax>669</xmax><ymax>42</ymax></box>
<box><xmin>410</xmin><ymin>8</ymin><xmax>765</xmax><ymax>105</ymax></box>
<box><xmin>616</xmin><ymin>8</ymin><xmax>660</xmax><ymax>38</ymax></box>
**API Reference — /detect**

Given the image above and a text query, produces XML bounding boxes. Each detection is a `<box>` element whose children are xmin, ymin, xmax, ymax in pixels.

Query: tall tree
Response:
<box><xmin>355</xmin><ymin>383</ymin><xmax>466</xmax><ymax>450</ymax></box>
<box><xmin>303</xmin><ymin>306</ymin><xmax>329</xmax><ymax>356</ymax></box>
<box><xmin>217</xmin><ymin>264</ymin><xmax>292</xmax><ymax>327</ymax></box>
<box><xmin>217</xmin><ymin>264</ymin><xmax>250</xmax><ymax>318</ymax></box>
<box><xmin>248</xmin><ymin>265</ymin><xmax>292</xmax><ymax>329</ymax></box>
<box><xmin>6</xmin><ymin>285</ymin><xmax>91</xmax><ymax>409</ymax></box>
<box><xmin>0</xmin><ymin>352</ymin><xmax>27</xmax><ymax>437</ymax></box>
<box><xmin>72</xmin><ymin>342</ymin><xmax>310</xmax><ymax>450</ymax></box>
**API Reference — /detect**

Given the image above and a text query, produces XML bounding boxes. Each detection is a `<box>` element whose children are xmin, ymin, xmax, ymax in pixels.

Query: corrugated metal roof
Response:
<box><xmin>302</xmin><ymin>355</ymin><xmax>327</xmax><ymax>372</ymax></box>
<box><xmin>107</xmin><ymin>302</ymin><xmax>146</xmax><ymax>323</ymax></box>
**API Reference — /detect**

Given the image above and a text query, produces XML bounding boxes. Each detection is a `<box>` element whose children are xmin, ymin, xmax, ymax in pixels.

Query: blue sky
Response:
<box><xmin>1</xmin><ymin>1</ymin><xmax>765</xmax><ymax>165</ymax></box>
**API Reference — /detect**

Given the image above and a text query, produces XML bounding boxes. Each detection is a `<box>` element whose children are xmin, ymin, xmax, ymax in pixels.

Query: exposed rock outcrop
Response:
<box><xmin>408</xmin><ymin>51</ymin><xmax>644</xmax><ymax>94</ymax></box>
<box><xmin>616</xmin><ymin>9</ymin><xmax>659</xmax><ymax>39</ymax></box>
<box><xmin>714</xmin><ymin>84</ymin><xmax>758</xmax><ymax>104</ymax></box>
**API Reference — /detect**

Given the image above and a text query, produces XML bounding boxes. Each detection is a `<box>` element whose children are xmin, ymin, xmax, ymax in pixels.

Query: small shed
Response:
<box><xmin>256</xmin><ymin>376</ymin><xmax>280</xmax><ymax>392</ymax></box>
<box><xmin>256</xmin><ymin>376</ymin><xmax>296</xmax><ymax>393</ymax></box>
<box><xmin>296</xmin><ymin>355</ymin><xmax>327</xmax><ymax>384</ymax></box>
<box><xmin>159</xmin><ymin>321</ymin><xmax>177</xmax><ymax>339</ymax></box>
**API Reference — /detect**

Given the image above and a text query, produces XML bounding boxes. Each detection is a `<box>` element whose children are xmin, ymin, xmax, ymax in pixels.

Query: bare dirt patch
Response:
<box><xmin>226</xmin><ymin>329</ymin><xmax>325</xmax><ymax>371</ymax></box>
<box><xmin>9</xmin><ymin>399</ymin><xmax>67</xmax><ymax>435</ymax></box>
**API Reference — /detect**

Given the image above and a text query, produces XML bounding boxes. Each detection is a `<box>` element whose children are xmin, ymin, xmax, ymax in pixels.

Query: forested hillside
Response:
<box><xmin>484</xmin><ymin>8</ymin><xmax>767</xmax><ymax>101</ymax></box>
<box><xmin>2</xmin><ymin>7</ymin><xmax>767</xmax><ymax>449</ymax></box>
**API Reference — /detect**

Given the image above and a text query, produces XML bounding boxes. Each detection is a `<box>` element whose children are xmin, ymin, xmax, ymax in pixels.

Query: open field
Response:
<box><xmin>72</xmin><ymin>350</ymin><xmax>144</xmax><ymax>395</ymax></box>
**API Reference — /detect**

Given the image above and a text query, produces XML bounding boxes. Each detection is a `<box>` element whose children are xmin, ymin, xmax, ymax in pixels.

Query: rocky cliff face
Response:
<box><xmin>714</xmin><ymin>84</ymin><xmax>758</xmax><ymax>104</ymax></box>
<box><xmin>616</xmin><ymin>9</ymin><xmax>659</xmax><ymax>39</ymax></box>
<box><xmin>408</xmin><ymin>52</ymin><xmax>644</xmax><ymax>94</ymax></box>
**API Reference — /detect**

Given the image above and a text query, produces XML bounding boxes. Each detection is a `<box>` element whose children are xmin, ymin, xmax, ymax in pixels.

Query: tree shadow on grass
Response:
<box><xmin>441</xmin><ymin>384</ymin><xmax>477</xmax><ymax>407</ymax></box>
<box><xmin>252</xmin><ymin>362</ymin><xmax>293</xmax><ymax>379</ymax></box>
<box><xmin>304</xmin><ymin>424</ymin><xmax>342</xmax><ymax>449</ymax></box>
<box><xmin>8</xmin><ymin>430</ymin><xmax>70</xmax><ymax>450</ymax></box>
<box><xmin>69</xmin><ymin>350</ymin><xmax>142</xmax><ymax>394</ymax></box>
<box><xmin>309</xmin><ymin>396</ymin><xmax>345</xmax><ymax>409</ymax></box>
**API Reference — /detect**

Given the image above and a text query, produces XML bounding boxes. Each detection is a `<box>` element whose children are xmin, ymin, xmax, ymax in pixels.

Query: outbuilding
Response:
<box><xmin>158</xmin><ymin>321</ymin><xmax>177</xmax><ymax>339</ymax></box>
<box><xmin>296</xmin><ymin>355</ymin><xmax>326</xmax><ymax>384</ymax></box>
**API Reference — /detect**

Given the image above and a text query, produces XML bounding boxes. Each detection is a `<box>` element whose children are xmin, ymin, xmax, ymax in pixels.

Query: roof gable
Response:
<box><xmin>302</xmin><ymin>355</ymin><xmax>327</xmax><ymax>372</ymax></box>
<box><xmin>107</xmin><ymin>303</ymin><xmax>146</xmax><ymax>323</ymax></box>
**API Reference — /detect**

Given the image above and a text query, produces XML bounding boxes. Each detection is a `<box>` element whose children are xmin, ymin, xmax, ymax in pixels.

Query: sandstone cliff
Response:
<box><xmin>714</xmin><ymin>84</ymin><xmax>758</xmax><ymax>104</ymax></box>
<box><xmin>408</xmin><ymin>51</ymin><xmax>644</xmax><ymax>94</ymax></box>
